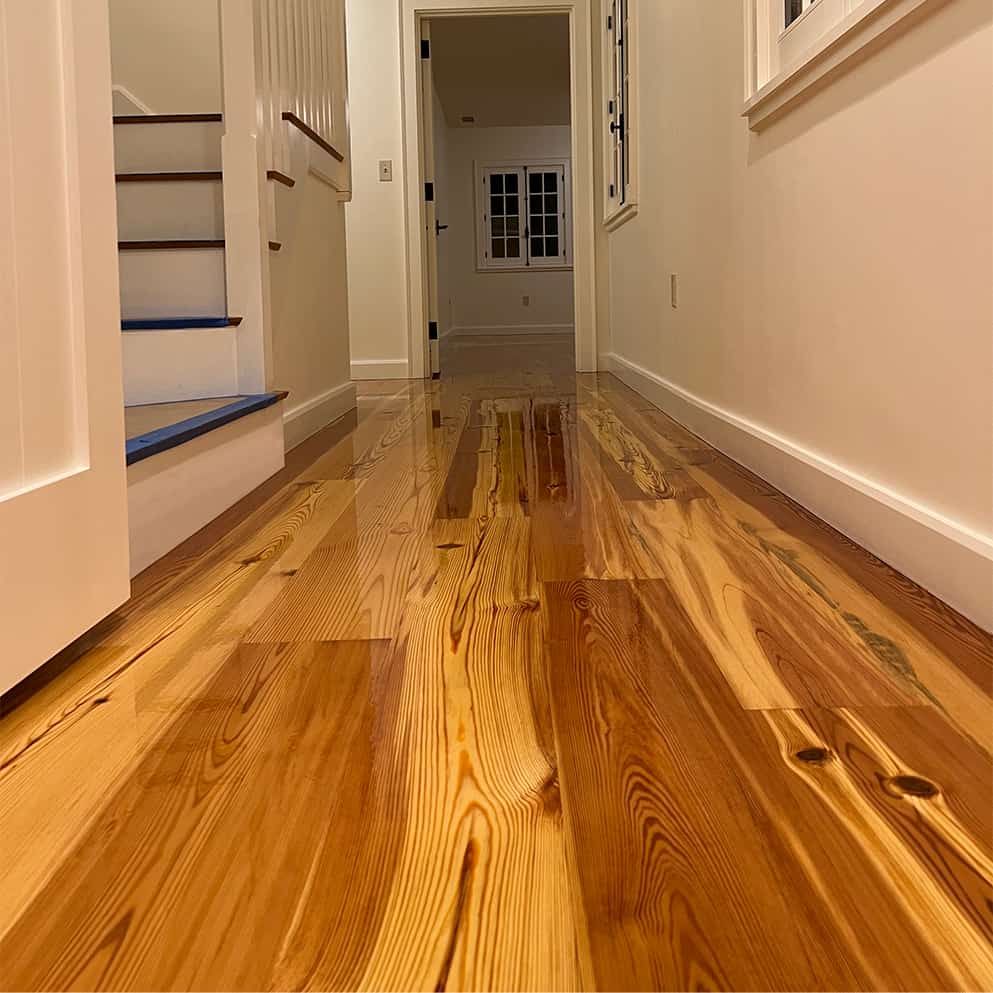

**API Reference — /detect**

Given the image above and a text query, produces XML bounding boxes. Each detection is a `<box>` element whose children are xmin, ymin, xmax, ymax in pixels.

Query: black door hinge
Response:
<box><xmin>429</xmin><ymin>321</ymin><xmax>438</xmax><ymax>341</ymax></box>
<box><xmin>420</xmin><ymin>39</ymin><xmax>430</xmax><ymax>59</ymax></box>
<box><xmin>425</xmin><ymin>182</ymin><xmax>434</xmax><ymax>202</ymax></box>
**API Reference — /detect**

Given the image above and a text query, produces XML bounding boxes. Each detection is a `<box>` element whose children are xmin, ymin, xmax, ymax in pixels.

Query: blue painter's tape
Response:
<box><xmin>122</xmin><ymin>317</ymin><xmax>233</xmax><ymax>330</ymax></box>
<box><xmin>126</xmin><ymin>393</ymin><xmax>284</xmax><ymax>466</ymax></box>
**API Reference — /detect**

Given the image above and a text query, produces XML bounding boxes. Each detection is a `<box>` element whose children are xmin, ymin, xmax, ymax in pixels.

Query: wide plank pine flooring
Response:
<box><xmin>0</xmin><ymin>333</ymin><xmax>990</xmax><ymax>991</ymax></box>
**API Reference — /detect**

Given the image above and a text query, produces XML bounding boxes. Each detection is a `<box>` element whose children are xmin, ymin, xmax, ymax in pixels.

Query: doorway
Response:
<box><xmin>401</xmin><ymin>0</ymin><xmax>598</xmax><ymax>380</ymax></box>
<box><xmin>423</xmin><ymin>14</ymin><xmax>576</xmax><ymax>377</ymax></box>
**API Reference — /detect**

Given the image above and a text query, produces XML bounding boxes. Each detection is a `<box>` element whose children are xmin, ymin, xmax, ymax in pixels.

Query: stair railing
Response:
<box><xmin>218</xmin><ymin>0</ymin><xmax>350</xmax><ymax>396</ymax></box>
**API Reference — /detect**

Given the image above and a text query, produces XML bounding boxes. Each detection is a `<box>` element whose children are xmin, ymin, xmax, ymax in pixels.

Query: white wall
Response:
<box><xmin>109</xmin><ymin>0</ymin><xmax>223</xmax><ymax>113</ymax></box>
<box><xmin>344</xmin><ymin>0</ymin><xmax>411</xmax><ymax>378</ymax></box>
<box><xmin>444</xmin><ymin>125</ymin><xmax>575</xmax><ymax>332</ymax></box>
<box><xmin>603</xmin><ymin>0</ymin><xmax>993</xmax><ymax>626</ymax></box>
<box><xmin>270</xmin><ymin>175</ymin><xmax>354</xmax><ymax>446</ymax></box>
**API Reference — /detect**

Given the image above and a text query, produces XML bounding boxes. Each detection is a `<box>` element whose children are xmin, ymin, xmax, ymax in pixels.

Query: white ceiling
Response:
<box><xmin>430</xmin><ymin>15</ymin><xmax>571</xmax><ymax>129</ymax></box>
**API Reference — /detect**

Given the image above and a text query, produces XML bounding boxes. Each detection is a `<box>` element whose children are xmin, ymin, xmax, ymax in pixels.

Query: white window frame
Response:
<box><xmin>475</xmin><ymin>159</ymin><xmax>573</xmax><ymax>273</ymax></box>
<box><xmin>744</xmin><ymin>0</ymin><xmax>943</xmax><ymax>130</ymax></box>
<box><xmin>602</xmin><ymin>0</ymin><xmax>638</xmax><ymax>230</ymax></box>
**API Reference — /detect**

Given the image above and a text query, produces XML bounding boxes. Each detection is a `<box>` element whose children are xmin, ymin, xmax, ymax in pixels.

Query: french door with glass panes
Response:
<box><xmin>478</xmin><ymin>161</ymin><xmax>571</xmax><ymax>270</ymax></box>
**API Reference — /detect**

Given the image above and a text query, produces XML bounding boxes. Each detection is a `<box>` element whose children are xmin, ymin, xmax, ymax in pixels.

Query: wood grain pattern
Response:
<box><xmin>0</xmin><ymin>335</ymin><xmax>988</xmax><ymax>991</ymax></box>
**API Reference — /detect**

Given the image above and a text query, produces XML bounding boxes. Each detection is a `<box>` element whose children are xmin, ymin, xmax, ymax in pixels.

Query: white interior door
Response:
<box><xmin>0</xmin><ymin>0</ymin><xmax>131</xmax><ymax>695</ymax></box>
<box><xmin>420</xmin><ymin>20</ymin><xmax>441</xmax><ymax>377</ymax></box>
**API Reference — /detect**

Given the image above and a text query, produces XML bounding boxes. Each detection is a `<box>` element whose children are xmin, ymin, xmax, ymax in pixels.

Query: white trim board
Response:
<box><xmin>127</xmin><ymin>404</ymin><xmax>285</xmax><ymax>577</ymax></box>
<box><xmin>743</xmin><ymin>0</ymin><xmax>949</xmax><ymax>130</ymax></box>
<box><xmin>605</xmin><ymin>351</ymin><xmax>993</xmax><ymax>631</ymax></box>
<box><xmin>112</xmin><ymin>84</ymin><xmax>156</xmax><ymax>115</ymax></box>
<box><xmin>400</xmin><ymin>0</ymin><xmax>598</xmax><ymax>377</ymax></box>
<box><xmin>283</xmin><ymin>380</ymin><xmax>357</xmax><ymax>450</ymax></box>
<box><xmin>448</xmin><ymin>324</ymin><xmax>575</xmax><ymax>337</ymax></box>
<box><xmin>350</xmin><ymin>358</ymin><xmax>411</xmax><ymax>380</ymax></box>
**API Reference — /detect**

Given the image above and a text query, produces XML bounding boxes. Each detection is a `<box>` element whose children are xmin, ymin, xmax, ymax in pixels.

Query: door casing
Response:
<box><xmin>400</xmin><ymin>0</ymin><xmax>598</xmax><ymax>377</ymax></box>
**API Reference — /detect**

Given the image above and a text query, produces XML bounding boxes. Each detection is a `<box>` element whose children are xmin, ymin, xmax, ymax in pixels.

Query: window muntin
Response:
<box><xmin>487</xmin><ymin>172</ymin><xmax>522</xmax><ymax>263</ymax></box>
<box><xmin>478</xmin><ymin>161</ymin><xmax>571</xmax><ymax>271</ymax></box>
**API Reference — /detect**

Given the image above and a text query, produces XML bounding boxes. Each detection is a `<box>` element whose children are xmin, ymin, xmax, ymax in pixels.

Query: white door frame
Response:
<box><xmin>400</xmin><ymin>0</ymin><xmax>598</xmax><ymax>377</ymax></box>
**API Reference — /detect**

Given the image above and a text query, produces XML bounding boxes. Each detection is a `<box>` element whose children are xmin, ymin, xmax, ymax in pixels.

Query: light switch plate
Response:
<box><xmin>379</xmin><ymin>160</ymin><xmax>393</xmax><ymax>182</ymax></box>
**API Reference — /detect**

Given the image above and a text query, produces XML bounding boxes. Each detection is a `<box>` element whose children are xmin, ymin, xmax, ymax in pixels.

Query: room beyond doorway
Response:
<box><xmin>399</xmin><ymin>0</ymin><xmax>598</xmax><ymax>380</ymax></box>
<box><xmin>425</xmin><ymin>13</ymin><xmax>576</xmax><ymax>376</ymax></box>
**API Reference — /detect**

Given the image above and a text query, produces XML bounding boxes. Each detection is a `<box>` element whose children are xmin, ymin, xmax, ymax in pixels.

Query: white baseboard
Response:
<box><xmin>449</xmin><ymin>324</ymin><xmax>576</xmax><ymax>337</ymax></box>
<box><xmin>350</xmin><ymin>358</ymin><xmax>411</xmax><ymax>380</ymax></box>
<box><xmin>127</xmin><ymin>405</ymin><xmax>285</xmax><ymax>577</ymax></box>
<box><xmin>606</xmin><ymin>351</ymin><xmax>993</xmax><ymax>631</ymax></box>
<box><xmin>283</xmin><ymin>380</ymin><xmax>356</xmax><ymax>451</ymax></box>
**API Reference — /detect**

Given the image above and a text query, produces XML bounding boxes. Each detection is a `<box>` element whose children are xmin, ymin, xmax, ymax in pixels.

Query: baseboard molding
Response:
<box><xmin>606</xmin><ymin>351</ymin><xmax>993</xmax><ymax>631</ymax></box>
<box><xmin>282</xmin><ymin>380</ymin><xmax>356</xmax><ymax>450</ymax></box>
<box><xmin>350</xmin><ymin>358</ymin><xmax>410</xmax><ymax>380</ymax></box>
<box><xmin>438</xmin><ymin>324</ymin><xmax>575</xmax><ymax>342</ymax></box>
<box><xmin>127</xmin><ymin>404</ymin><xmax>285</xmax><ymax>577</ymax></box>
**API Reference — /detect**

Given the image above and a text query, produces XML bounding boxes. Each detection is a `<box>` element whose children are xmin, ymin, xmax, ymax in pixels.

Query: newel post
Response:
<box><xmin>219</xmin><ymin>0</ymin><xmax>273</xmax><ymax>395</ymax></box>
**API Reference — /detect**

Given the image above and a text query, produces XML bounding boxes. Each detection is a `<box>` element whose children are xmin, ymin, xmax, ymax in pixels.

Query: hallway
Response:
<box><xmin>0</xmin><ymin>334</ymin><xmax>990</xmax><ymax>990</ymax></box>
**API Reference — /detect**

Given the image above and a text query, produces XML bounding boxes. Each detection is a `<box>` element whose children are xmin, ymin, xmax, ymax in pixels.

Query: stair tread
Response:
<box><xmin>125</xmin><ymin>392</ymin><xmax>288</xmax><ymax>466</ymax></box>
<box><xmin>122</xmin><ymin>317</ymin><xmax>242</xmax><ymax>330</ymax></box>
<box><xmin>116</xmin><ymin>171</ymin><xmax>223</xmax><ymax>182</ymax></box>
<box><xmin>114</xmin><ymin>113</ymin><xmax>223</xmax><ymax>125</ymax></box>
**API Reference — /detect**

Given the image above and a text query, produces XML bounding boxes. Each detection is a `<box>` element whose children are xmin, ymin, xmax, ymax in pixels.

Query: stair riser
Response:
<box><xmin>117</xmin><ymin>181</ymin><xmax>224</xmax><ymax>241</ymax></box>
<box><xmin>122</xmin><ymin>327</ymin><xmax>239</xmax><ymax>405</ymax></box>
<box><xmin>119</xmin><ymin>248</ymin><xmax>227</xmax><ymax>320</ymax></box>
<box><xmin>114</xmin><ymin>121</ymin><xmax>223</xmax><ymax>173</ymax></box>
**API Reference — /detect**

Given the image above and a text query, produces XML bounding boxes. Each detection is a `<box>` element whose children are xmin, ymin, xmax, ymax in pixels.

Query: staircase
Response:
<box><xmin>114</xmin><ymin>111</ymin><xmax>292</xmax><ymax>578</ymax></box>
<box><xmin>114</xmin><ymin>114</ymin><xmax>240</xmax><ymax>404</ymax></box>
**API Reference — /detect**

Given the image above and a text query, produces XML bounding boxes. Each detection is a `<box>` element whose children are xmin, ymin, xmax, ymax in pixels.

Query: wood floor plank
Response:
<box><xmin>276</xmin><ymin>517</ymin><xmax>583</xmax><ymax>992</ymax></box>
<box><xmin>0</xmin><ymin>337</ymin><xmax>988</xmax><ymax>991</ymax></box>
<box><xmin>0</xmin><ymin>640</ymin><xmax>393</xmax><ymax>992</ymax></box>
<box><xmin>244</xmin><ymin>524</ymin><xmax>441</xmax><ymax>643</ymax></box>
<box><xmin>532</xmin><ymin>430</ymin><xmax>660</xmax><ymax>582</ymax></box>
<box><xmin>0</xmin><ymin>481</ymin><xmax>361</xmax><ymax>943</ymax></box>
<box><xmin>758</xmin><ymin>705</ymin><xmax>993</xmax><ymax>985</ymax></box>
<box><xmin>545</xmin><ymin>578</ymin><xmax>990</xmax><ymax>991</ymax></box>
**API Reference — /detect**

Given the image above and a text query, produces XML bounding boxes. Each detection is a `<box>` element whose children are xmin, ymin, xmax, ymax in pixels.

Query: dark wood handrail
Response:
<box><xmin>267</xmin><ymin>170</ymin><xmax>297</xmax><ymax>188</ymax></box>
<box><xmin>281</xmin><ymin>112</ymin><xmax>345</xmax><ymax>162</ymax></box>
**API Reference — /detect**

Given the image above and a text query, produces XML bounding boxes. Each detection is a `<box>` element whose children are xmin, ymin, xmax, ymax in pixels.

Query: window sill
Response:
<box><xmin>743</xmin><ymin>0</ymin><xmax>944</xmax><ymax>130</ymax></box>
<box><xmin>475</xmin><ymin>265</ymin><xmax>574</xmax><ymax>275</ymax></box>
<box><xmin>604</xmin><ymin>201</ymin><xmax>639</xmax><ymax>232</ymax></box>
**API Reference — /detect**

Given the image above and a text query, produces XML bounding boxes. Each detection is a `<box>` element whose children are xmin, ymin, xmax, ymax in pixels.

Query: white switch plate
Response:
<box><xmin>379</xmin><ymin>160</ymin><xmax>393</xmax><ymax>182</ymax></box>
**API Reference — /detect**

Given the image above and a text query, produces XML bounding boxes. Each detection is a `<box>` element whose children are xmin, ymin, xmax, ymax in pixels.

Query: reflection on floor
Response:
<box><xmin>125</xmin><ymin>397</ymin><xmax>237</xmax><ymax>440</ymax></box>
<box><xmin>0</xmin><ymin>334</ymin><xmax>990</xmax><ymax>992</ymax></box>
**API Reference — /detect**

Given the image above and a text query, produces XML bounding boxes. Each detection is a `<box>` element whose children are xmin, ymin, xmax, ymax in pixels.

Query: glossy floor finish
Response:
<box><xmin>1</xmin><ymin>333</ymin><xmax>991</xmax><ymax>992</ymax></box>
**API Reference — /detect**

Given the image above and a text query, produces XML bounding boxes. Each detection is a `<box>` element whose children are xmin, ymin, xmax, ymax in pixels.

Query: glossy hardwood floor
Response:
<box><xmin>0</xmin><ymin>333</ymin><xmax>990</xmax><ymax>992</ymax></box>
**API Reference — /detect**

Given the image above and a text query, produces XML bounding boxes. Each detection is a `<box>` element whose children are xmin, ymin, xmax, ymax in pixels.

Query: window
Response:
<box><xmin>785</xmin><ymin>0</ymin><xmax>817</xmax><ymax>29</ymax></box>
<box><xmin>745</xmin><ymin>0</ymin><xmax>930</xmax><ymax>129</ymax></box>
<box><xmin>476</xmin><ymin>161</ymin><xmax>571</xmax><ymax>271</ymax></box>
<box><xmin>603</xmin><ymin>0</ymin><xmax>638</xmax><ymax>229</ymax></box>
